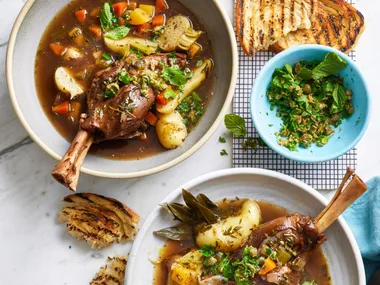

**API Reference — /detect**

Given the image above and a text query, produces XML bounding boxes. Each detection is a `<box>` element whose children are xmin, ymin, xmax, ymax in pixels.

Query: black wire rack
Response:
<box><xmin>232</xmin><ymin>1</ymin><xmax>357</xmax><ymax>190</ymax></box>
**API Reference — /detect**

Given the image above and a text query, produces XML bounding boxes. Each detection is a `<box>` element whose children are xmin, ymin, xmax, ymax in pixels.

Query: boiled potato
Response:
<box><xmin>158</xmin><ymin>16</ymin><xmax>190</xmax><ymax>52</ymax></box>
<box><xmin>104</xmin><ymin>36</ymin><xmax>158</xmax><ymax>55</ymax></box>
<box><xmin>63</xmin><ymin>47</ymin><xmax>82</xmax><ymax>60</ymax></box>
<box><xmin>156</xmin><ymin>112</ymin><xmax>187</xmax><ymax>149</ymax></box>
<box><xmin>171</xmin><ymin>250</ymin><xmax>203</xmax><ymax>285</ymax></box>
<box><xmin>55</xmin><ymin>67</ymin><xmax>84</xmax><ymax>99</ymax></box>
<box><xmin>129</xmin><ymin>8</ymin><xmax>152</xmax><ymax>25</ymax></box>
<box><xmin>195</xmin><ymin>200</ymin><xmax>261</xmax><ymax>252</ymax></box>
<box><xmin>156</xmin><ymin>59</ymin><xmax>212</xmax><ymax>114</ymax></box>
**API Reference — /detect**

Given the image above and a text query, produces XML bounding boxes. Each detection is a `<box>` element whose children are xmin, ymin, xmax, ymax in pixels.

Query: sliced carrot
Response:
<box><xmin>90</xmin><ymin>8</ymin><xmax>101</xmax><ymax>17</ymax></box>
<box><xmin>52</xmin><ymin>101</ymin><xmax>70</xmax><ymax>116</ymax></box>
<box><xmin>75</xmin><ymin>9</ymin><xmax>87</xmax><ymax>24</ymax></box>
<box><xmin>145</xmin><ymin>111</ymin><xmax>158</xmax><ymax>126</ymax></box>
<box><xmin>188</xmin><ymin>43</ymin><xmax>201</xmax><ymax>58</ymax></box>
<box><xmin>89</xmin><ymin>25</ymin><xmax>102</xmax><ymax>38</ymax></box>
<box><xmin>50</xmin><ymin>43</ymin><xmax>67</xmax><ymax>56</ymax></box>
<box><xmin>156</xmin><ymin>94</ymin><xmax>166</xmax><ymax>106</ymax></box>
<box><xmin>137</xmin><ymin>22</ymin><xmax>151</xmax><ymax>33</ymax></box>
<box><xmin>152</xmin><ymin>14</ymin><xmax>165</xmax><ymax>27</ymax></box>
<box><xmin>155</xmin><ymin>0</ymin><xmax>169</xmax><ymax>13</ymax></box>
<box><xmin>113</xmin><ymin>2</ymin><xmax>128</xmax><ymax>18</ymax></box>
<box><xmin>259</xmin><ymin>258</ymin><xmax>277</xmax><ymax>275</ymax></box>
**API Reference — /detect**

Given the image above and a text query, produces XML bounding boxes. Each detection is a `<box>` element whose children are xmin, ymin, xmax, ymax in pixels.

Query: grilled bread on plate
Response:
<box><xmin>270</xmin><ymin>0</ymin><xmax>365</xmax><ymax>53</ymax></box>
<box><xmin>59</xmin><ymin>193</ymin><xmax>139</xmax><ymax>249</ymax></box>
<box><xmin>90</xmin><ymin>256</ymin><xmax>127</xmax><ymax>285</ymax></box>
<box><xmin>235</xmin><ymin>0</ymin><xmax>318</xmax><ymax>55</ymax></box>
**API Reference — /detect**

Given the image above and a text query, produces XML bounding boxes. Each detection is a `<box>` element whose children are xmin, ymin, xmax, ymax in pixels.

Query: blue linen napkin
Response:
<box><xmin>343</xmin><ymin>177</ymin><xmax>380</xmax><ymax>282</ymax></box>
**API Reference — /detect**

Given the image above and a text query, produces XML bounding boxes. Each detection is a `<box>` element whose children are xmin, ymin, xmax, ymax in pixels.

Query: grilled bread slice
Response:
<box><xmin>236</xmin><ymin>0</ymin><xmax>318</xmax><ymax>56</ymax></box>
<box><xmin>270</xmin><ymin>0</ymin><xmax>365</xmax><ymax>54</ymax></box>
<box><xmin>90</xmin><ymin>256</ymin><xmax>127</xmax><ymax>285</ymax></box>
<box><xmin>59</xmin><ymin>193</ymin><xmax>139</xmax><ymax>249</ymax></box>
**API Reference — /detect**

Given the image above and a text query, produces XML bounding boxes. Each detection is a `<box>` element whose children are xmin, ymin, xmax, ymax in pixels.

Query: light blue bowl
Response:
<box><xmin>250</xmin><ymin>45</ymin><xmax>371</xmax><ymax>163</ymax></box>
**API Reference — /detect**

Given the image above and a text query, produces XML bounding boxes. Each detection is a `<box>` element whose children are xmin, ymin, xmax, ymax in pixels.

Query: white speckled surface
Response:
<box><xmin>0</xmin><ymin>0</ymin><xmax>379</xmax><ymax>284</ymax></box>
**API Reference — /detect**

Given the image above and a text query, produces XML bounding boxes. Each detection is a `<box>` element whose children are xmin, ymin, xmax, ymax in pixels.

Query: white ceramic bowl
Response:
<box><xmin>126</xmin><ymin>168</ymin><xmax>365</xmax><ymax>285</ymax></box>
<box><xmin>6</xmin><ymin>0</ymin><xmax>238</xmax><ymax>178</ymax></box>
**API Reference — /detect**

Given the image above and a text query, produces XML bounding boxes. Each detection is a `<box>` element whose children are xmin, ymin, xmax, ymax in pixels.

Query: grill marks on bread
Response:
<box><xmin>90</xmin><ymin>256</ymin><xmax>127</xmax><ymax>285</ymax></box>
<box><xmin>270</xmin><ymin>0</ymin><xmax>365</xmax><ymax>53</ymax></box>
<box><xmin>59</xmin><ymin>193</ymin><xmax>139</xmax><ymax>249</ymax></box>
<box><xmin>236</xmin><ymin>0</ymin><xmax>317</xmax><ymax>55</ymax></box>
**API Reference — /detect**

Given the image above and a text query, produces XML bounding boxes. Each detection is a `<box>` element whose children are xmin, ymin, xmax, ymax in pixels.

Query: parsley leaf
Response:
<box><xmin>219</xmin><ymin>136</ymin><xmax>226</xmax><ymax>143</ymax></box>
<box><xmin>220</xmin><ymin>149</ymin><xmax>228</xmax><ymax>156</ymax></box>
<box><xmin>200</xmin><ymin>244</ymin><xmax>216</xmax><ymax>257</ymax></box>
<box><xmin>224</xmin><ymin>114</ymin><xmax>247</xmax><ymax>137</ymax></box>
<box><xmin>161</xmin><ymin>67</ymin><xmax>187</xmax><ymax>87</ymax></box>
<box><xmin>196</xmin><ymin>60</ymin><xmax>203</xmax><ymax>67</ymax></box>
<box><xmin>104</xmin><ymin>26</ymin><xmax>130</xmax><ymax>40</ymax></box>
<box><xmin>100</xmin><ymin>3</ymin><xmax>117</xmax><ymax>31</ymax></box>
<box><xmin>102</xmin><ymin>53</ymin><xmax>112</xmax><ymax>61</ymax></box>
<box><xmin>164</xmin><ymin>88</ymin><xmax>176</xmax><ymax>99</ymax></box>
<box><xmin>330</xmin><ymin>84</ymin><xmax>347</xmax><ymax>114</ymax></box>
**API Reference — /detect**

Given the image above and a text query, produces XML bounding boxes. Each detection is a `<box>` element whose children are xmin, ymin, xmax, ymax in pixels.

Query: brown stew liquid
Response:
<box><xmin>154</xmin><ymin>199</ymin><xmax>332</xmax><ymax>285</ymax></box>
<box><xmin>35</xmin><ymin>0</ymin><xmax>214</xmax><ymax>160</ymax></box>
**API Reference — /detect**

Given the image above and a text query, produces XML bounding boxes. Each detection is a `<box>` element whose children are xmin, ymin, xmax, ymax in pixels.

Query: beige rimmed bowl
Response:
<box><xmin>6</xmin><ymin>0</ymin><xmax>238</xmax><ymax>178</ymax></box>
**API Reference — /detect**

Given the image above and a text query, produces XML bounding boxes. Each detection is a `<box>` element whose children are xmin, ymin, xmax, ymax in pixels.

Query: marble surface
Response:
<box><xmin>0</xmin><ymin>0</ymin><xmax>379</xmax><ymax>284</ymax></box>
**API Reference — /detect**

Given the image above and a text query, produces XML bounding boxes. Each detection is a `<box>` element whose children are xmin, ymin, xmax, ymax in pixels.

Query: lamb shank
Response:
<box><xmin>228</xmin><ymin>169</ymin><xmax>367</xmax><ymax>285</ymax></box>
<box><xmin>52</xmin><ymin>53</ymin><xmax>187</xmax><ymax>191</ymax></box>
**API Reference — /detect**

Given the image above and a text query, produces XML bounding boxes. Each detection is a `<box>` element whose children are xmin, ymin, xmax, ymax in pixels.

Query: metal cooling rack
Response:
<box><xmin>232</xmin><ymin>1</ymin><xmax>357</xmax><ymax>190</ymax></box>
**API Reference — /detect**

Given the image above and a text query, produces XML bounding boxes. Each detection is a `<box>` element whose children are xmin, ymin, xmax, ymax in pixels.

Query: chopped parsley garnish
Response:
<box><xmin>100</xmin><ymin>2</ymin><xmax>117</xmax><ymax>31</ymax></box>
<box><xmin>102</xmin><ymin>53</ymin><xmax>112</xmax><ymax>61</ymax></box>
<box><xmin>220</xmin><ymin>149</ymin><xmax>228</xmax><ymax>156</ymax></box>
<box><xmin>104</xmin><ymin>26</ymin><xmax>130</xmax><ymax>40</ymax></box>
<box><xmin>177</xmin><ymin>92</ymin><xmax>205</xmax><ymax>129</ymax></box>
<box><xmin>104</xmin><ymin>89</ymin><xmax>116</xmax><ymax>98</ymax></box>
<box><xmin>161</xmin><ymin>67</ymin><xmax>187</xmax><ymax>87</ymax></box>
<box><xmin>117</xmin><ymin>70</ymin><xmax>132</xmax><ymax>85</ymax></box>
<box><xmin>200</xmin><ymin>244</ymin><xmax>216</xmax><ymax>257</ymax></box>
<box><xmin>196</xmin><ymin>60</ymin><xmax>203</xmax><ymax>67</ymax></box>
<box><xmin>219</xmin><ymin>136</ymin><xmax>226</xmax><ymax>143</ymax></box>
<box><xmin>242</xmin><ymin>137</ymin><xmax>257</xmax><ymax>151</ymax></box>
<box><xmin>130</xmin><ymin>47</ymin><xmax>143</xmax><ymax>58</ymax></box>
<box><xmin>168</xmin><ymin>51</ymin><xmax>177</xmax><ymax>58</ymax></box>
<box><xmin>267</xmin><ymin>52</ymin><xmax>354</xmax><ymax>151</ymax></box>
<box><xmin>163</xmin><ymin>88</ymin><xmax>176</xmax><ymax>99</ymax></box>
<box><xmin>224</xmin><ymin>114</ymin><xmax>247</xmax><ymax>137</ymax></box>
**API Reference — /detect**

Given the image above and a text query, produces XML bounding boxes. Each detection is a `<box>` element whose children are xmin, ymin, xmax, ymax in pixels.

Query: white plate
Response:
<box><xmin>126</xmin><ymin>168</ymin><xmax>365</xmax><ymax>285</ymax></box>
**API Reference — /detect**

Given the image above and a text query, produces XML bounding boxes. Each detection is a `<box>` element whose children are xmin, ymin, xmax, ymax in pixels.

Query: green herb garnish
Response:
<box><xmin>102</xmin><ymin>53</ymin><xmax>112</xmax><ymax>61</ymax></box>
<box><xmin>267</xmin><ymin>52</ymin><xmax>354</xmax><ymax>151</ymax></box>
<box><xmin>196</xmin><ymin>60</ymin><xmax>203</xmax><ymax>67</ymax></box>
<box><xmin>224</xmin><ymin>114</ymin><xmax>247</xmax><ymax>137</ymax></box>
<box><xmin>104</xmin><ymin>26</ymin><xmax>130</xmax><ymax>40</ymax></box>
<box><xmin>100</xmin><ymin>2</ymin><xmax>117</xmax><ymax>31</ymax></box>
<box><xmin>200</xmin><ymin>244</ymin><xmax>216</xmax><ymax>257</ymax></box>
<box><xmin>220</xmin><ymin>149</ymin><xmax>228</xmax><ymax>156</ymax></box>
<box><xmin>177</xmin><ymin>92</ymin><xmax>205</xmax><ymax>129</ymax></box>
<box><xmin>219</xmin><ymin>136</ymin><xmax>226</xmax><ymax>143</ymax></box>
<box><xmin>161</xmin><ymin>67</ymin><xmax>187</xmax><ymax>87</ymax></box>
<box><xmin>164</xmin><ymin>88</ymin><xmax>176</xmax><ymax>99</ymax></box>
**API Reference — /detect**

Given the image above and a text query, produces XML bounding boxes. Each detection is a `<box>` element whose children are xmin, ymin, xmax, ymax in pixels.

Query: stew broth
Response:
<box><xmin>154</xmin><ymin>199</ymin><xmax>332</xmax><ymax>285</ymax></box>
<box><xmin>35</xmin><ymin>0</ymin><xmax>214</xmax><ymax>160</ymax></box>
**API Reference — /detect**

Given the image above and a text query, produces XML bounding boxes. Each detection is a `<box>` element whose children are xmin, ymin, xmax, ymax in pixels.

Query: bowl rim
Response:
<box><xmin>126</xmin><ymin>168</ymin><xmax>366</xmax><ymax>284</ymax></box>
<box><xmin>250</xmin><ymin>44</ymin><xmax>371</xmax><ymax>163</ymax></box>
<box><xmin>6</xmin><ymin>0</ymin><xmax>238</xmax><ymax>178</ymax></box>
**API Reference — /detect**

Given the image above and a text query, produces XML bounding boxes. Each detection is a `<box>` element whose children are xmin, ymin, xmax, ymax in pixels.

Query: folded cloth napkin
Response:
<box><xmin>343</xmin><ymin>177</ymin><xmax>380</xmax><ymax>282</ymax></box>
